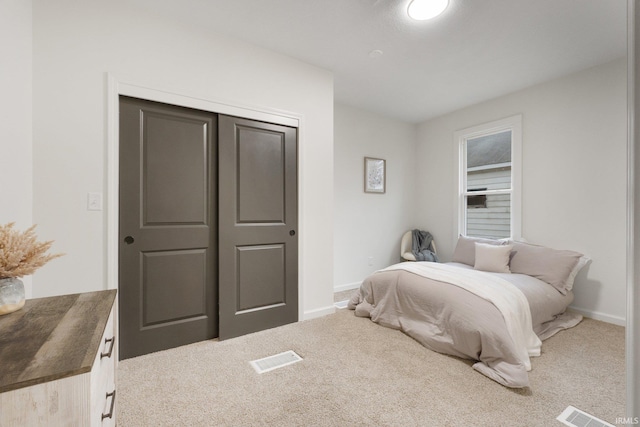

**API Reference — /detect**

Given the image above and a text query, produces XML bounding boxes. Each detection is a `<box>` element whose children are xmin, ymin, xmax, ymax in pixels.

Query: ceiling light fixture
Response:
<box><xmin>407</xmin><ymin>0</ymin><xmax>449</xmax><ymax>20</ymax></box>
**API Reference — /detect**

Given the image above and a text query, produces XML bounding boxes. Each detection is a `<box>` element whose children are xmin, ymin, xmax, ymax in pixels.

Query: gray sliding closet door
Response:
<box><xmin>218</xmin><ymin>115</ymin><xmax>298</xmax><ymax>340</ymax></box>
<box><xmin>119</xmin><ymin>96</ymin><xmax>217</xmax><ymax>359</ymax></box>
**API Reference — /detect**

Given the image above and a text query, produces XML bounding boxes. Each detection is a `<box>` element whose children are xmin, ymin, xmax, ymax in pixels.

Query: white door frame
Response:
<box><xmin>105</xmin><ymin>73</ymin><xmax>305</xmax><ymax>320</ymax></box>
<box><xmin>628</xmin><ymin>0</ymin><xmax>639</xmax><ymax>417</ymax></box>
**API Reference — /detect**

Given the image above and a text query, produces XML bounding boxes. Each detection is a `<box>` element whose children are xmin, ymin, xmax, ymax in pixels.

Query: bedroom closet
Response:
<box><xmin>118</xmin><ymin>96</ymin><xmax>298</xmax><ymax>359</ymax></box>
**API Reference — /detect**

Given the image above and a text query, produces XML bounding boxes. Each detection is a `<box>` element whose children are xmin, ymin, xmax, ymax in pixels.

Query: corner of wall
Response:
<box><xmin>0</xmin><ymin>0</ymin><xmax>34</xmax><ymax>297</ymax></box>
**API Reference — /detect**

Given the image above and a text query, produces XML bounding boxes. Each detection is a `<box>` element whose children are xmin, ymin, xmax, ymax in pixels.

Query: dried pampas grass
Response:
<box><xmin>0</xmin><ymin>222</ymin><xmax>63</xmax><ymax>279</ymax></box>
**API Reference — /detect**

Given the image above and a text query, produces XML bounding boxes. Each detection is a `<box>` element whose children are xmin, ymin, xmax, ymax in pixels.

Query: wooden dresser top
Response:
<box><xmin>0</xmin><ymin>290</ymin><xmax>116</xmax><ymax>393</ymax></box>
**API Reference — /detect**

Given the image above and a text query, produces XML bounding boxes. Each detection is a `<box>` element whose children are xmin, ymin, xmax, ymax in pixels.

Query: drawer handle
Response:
<box><xmin>100</xmin><ymin>337</ymin><xmax>115</xmax><ymax>359</ymax></box>
<box><xmin>102</xmin><ymin>390</ymin><xmax>116</xmax><ymax>420</ymax></box>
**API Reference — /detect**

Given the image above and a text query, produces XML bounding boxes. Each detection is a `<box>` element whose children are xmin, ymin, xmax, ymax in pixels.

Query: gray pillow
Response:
<box><xmin>452</xmin><ymin>235</ymin><xmax>506</xmax><ymax>266</ymax></box>
<box><xmin>509</xmin><ymin>241</ymin><xmax>584</xmax><ymax>295</ymax></box>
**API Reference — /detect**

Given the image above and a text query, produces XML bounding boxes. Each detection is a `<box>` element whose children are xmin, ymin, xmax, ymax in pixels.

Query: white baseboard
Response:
<box><xmin>301</xmin><ymin>282</ymin><xmax>362</xmax><ymax>321</ymax></box>
<box><xmin>334</xmin><ymin>281</ymin><xmax>361</xmax><ymax>293</ymax></box>
<box><xmin>569</xmin><ymin>305</ymin><xmax>626</xmax><ymax>326</ymax></box>
<box><xmin>302</xmin><ymin>303</ymin><xmax>627</xmax><ymax>327</ymax></box>
<box><xmin>303</xmin><ymin>305</ymin><xmax>335</xmax><ymax>321</ymax></box>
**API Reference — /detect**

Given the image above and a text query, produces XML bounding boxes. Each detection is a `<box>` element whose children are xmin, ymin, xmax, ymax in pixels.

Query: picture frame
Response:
<box><xmin>364</xmin><ymin>157</ymin><xmax>386</xmax><ymax>194</ymax></box>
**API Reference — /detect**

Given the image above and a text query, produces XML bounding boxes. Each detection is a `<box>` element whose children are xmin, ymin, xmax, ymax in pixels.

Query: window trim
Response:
<box><xmin>454</xmin><ymin>115</ymin><xmax>522</xmax><ymax>240</ymax></box>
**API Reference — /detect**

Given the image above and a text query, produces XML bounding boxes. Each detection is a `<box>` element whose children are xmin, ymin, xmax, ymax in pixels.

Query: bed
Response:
<box><xmin>348</xmin><ymin>236</ymin><xmax>589</xmax><ymax>388</ymax></box>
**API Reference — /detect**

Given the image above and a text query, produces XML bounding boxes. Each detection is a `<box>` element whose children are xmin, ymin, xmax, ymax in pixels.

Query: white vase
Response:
<box><xmin>0</xmin><ymin>277</ymin><xmax>25</xmax><ymax>315</ymax></box>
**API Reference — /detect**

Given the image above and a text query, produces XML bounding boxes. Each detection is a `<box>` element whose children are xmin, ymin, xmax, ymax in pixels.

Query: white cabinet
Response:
<box><xmin>0</xmin><ymin>290</ymin><xmax>117</xmax><ymax>427</ymax></box>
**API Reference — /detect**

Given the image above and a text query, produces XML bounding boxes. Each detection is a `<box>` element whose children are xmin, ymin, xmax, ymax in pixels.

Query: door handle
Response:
<box><xmin>124</xmin><ymin>236</ymin><xmax>135</xmax><ymax>244</ymax></box>
<box><xmin>289</xmin><ymin>230</ymin><xmax>296</xmax><ymax>236</ymax></box>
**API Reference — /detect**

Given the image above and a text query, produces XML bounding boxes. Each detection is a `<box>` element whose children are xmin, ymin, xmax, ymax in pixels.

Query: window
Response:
<box><xmin>455</xmin><ymin>115</ymin><xmax>522</xmax><ymax>239</ymax></box>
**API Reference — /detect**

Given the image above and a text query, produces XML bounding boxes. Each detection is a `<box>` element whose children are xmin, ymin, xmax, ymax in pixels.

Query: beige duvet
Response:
<box><xmin>348</xmin><ymin>262</ymin><xmax>582</xmax><ymax>388</ymax></box>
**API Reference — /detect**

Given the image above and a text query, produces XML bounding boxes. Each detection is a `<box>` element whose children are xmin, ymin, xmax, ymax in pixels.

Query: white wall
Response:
<box><xmin>1</xmin><ymin>0</ymin><xmax>33</xmax><ymax>297</ymax></box>
<box><xmin>333</xmin><ymin>103</ymin><xmax>417</xmax><ymax>290</ymax></box>
<box><xmin>416</xmin><ymin>58</ymin><xmax>628</xmax><ymax>324</ymax></box>
<box><xmin>31</xmin><ymin>0</ymin><xmax>335</xmax><ymax>318</ymax></box>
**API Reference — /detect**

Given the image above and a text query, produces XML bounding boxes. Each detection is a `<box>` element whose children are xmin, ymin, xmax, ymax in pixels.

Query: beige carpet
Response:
<box><xmin>117</xmin><ymin>308</ymin><xmax>624</xmax><ymax>426</ymax></box>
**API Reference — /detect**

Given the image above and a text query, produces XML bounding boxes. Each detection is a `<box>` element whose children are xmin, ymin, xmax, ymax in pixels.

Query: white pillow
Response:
<box><xmin>474</xmin><ymin>243</ymin><xmax>513</xmax><ymax>274</ymax></box>
<box><xmin>452</xmin><ymin>235</ymin><xmax>506</xmax><ymax>266</ymax></box>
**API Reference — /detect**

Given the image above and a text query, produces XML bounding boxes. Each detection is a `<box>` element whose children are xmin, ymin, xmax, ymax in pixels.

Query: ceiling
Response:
<box><xmin>128</xmin><ymin>0</ymin><xmax>627</xmax><ymax>123</ymax></box>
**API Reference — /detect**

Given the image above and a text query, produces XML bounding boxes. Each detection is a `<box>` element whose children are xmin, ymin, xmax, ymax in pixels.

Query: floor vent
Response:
<box><xmin>250</xmin><ymin>350</ymin><xmax>303</xmax><ymax>374</ymax></box>
<box><xmin>557</xmin><ymin>406</ymin><xmax>614</xmax><ymax>427</ymax></box>
<box><xmin>334</xmin><ymin>300</ymin><xmax>349</xmax><ymax>309</ymax></box>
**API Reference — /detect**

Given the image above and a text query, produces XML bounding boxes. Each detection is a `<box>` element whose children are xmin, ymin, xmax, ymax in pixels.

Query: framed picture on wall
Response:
<box><xmin>364</xmin><ymin>157</ymin><xmax>386</xmax><ymax>194</ymax></box>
